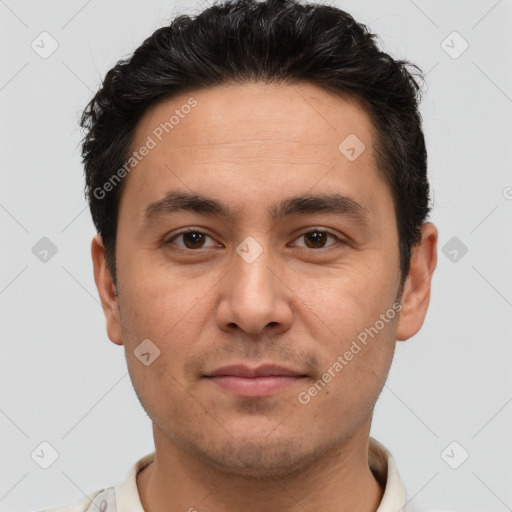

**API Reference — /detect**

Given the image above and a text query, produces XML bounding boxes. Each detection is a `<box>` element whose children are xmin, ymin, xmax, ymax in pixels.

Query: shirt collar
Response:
<box><xmin>369</xmin><ymin>437</ymin><xmax>408</xmax><ymax>511</ymax></box>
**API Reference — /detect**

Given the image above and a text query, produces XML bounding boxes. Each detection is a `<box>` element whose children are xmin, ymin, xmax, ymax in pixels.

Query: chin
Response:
<box><xmin>188</xmin><ymin>434</ymin><xmax>332</xmax><ymax>480</ymax></box>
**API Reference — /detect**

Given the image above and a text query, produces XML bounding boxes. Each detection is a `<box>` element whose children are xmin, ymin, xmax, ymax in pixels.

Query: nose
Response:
<box><xmin>215</xmin><ymin>241</ymin><xmax>293</xmax><ymax>336</ymax></box>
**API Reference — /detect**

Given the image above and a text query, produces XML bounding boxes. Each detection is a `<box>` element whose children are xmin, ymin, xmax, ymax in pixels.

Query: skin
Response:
<box><xmin>91</xmin><ymin>81</ymin><xmax>437</xmax><ymax>512</ymax></box>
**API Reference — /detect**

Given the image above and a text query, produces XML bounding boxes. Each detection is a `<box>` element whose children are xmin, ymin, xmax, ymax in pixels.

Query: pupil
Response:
<box><xmin>306</xmin><ymin>231</ymin><xmax>326</xmax><ymax>248</ymax></box>
<box><xmin>184</xmin><ymin>232</ymin><xmax>204</xmax><ymax>248</ymax></box>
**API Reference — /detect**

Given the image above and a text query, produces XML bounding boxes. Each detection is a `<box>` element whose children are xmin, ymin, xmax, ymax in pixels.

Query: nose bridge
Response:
<box><xmin>216</xmin><ymin>235</ymin><xmax>292</xmax><ymax>335</ymax></box>
<box><xmin>233</xmin><ymin>235</ymin><xmax>276</xmax><ymax>306</ymax></box>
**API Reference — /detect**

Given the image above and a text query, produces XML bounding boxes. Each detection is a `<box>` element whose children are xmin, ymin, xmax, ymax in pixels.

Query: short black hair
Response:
<box><xmin>80</xmin><ymin>0</ymin><xmax>431</xmax><ymax>297</ymax></box>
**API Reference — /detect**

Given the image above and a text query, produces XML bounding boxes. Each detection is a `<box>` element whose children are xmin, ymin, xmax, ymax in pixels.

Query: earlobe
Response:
<box><xmin>91</xmin><ymin>234</ymin><xmax>124</xmax><ymax>346</ymax></box>
<box><xmin>396</xmin><ymin>222</ymin><xmax>438</xmax><ymax>341</ymax></box>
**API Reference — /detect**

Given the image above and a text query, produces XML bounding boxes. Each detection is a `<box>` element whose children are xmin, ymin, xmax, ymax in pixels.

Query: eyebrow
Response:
<box><xmin>142</xmin><ymin>190</ymin><xmax>371</xmax><ymax>226</ymax></box>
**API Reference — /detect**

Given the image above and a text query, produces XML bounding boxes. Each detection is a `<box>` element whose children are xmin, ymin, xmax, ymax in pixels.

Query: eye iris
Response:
<box><xmin>183</xmin><ymin>232</ymin><xmax>205</xmax><ymax>249</ymax></box>
<box><xmin>304</xmin><ymin>231</ymin><xmax>327</xmax><ymax>248</ymax></box>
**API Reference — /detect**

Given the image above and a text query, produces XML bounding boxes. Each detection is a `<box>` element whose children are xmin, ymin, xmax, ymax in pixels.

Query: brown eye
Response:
<box><xmin>292</xmin><ymin>229</ymin><xmax>341</xmax><ymax>249</ymax></box>
<box><xmin>167</xmin><ymin>230</ymin><xmax>217</xmax><ymax>250</ymax></box>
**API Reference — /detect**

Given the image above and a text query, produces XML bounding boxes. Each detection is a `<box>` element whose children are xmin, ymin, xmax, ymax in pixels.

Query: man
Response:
<box><xmin>42</xmin><ymin>0</ymin><xmax>438</xmax><ymax>510</ymax></box>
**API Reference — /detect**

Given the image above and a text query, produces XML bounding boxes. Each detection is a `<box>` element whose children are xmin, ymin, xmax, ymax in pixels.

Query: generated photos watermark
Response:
<box><xmin>93</xmin><ymin>97</ymin><xmax>198</xmax><ymax>200</ymax></box>
<box><xmin>297</xmin><ymin>301</ymin><xmax>402</xmax><ymax>405</ymax></box>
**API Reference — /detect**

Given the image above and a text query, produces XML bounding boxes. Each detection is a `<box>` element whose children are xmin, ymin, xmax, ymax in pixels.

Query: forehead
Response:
<box><xmin>134</xmin><ymin>81</ymin><xmax>376</xmax><ymax>158</ymax></box>
<box><xmin>119</xmin><ymin>81</ymin><xmax>390</xmax><ymax>224</ymax></box>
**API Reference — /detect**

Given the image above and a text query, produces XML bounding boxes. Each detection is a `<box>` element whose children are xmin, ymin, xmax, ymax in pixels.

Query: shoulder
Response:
<box><xmin>34</xmin><ymin>451</ymin><xmax>154</xmax><ymax>512</ymax></box>
<box><xmin>36</xmin><ymin>487</ymin><xmax>113</xmax><ymax>512</ymax></box>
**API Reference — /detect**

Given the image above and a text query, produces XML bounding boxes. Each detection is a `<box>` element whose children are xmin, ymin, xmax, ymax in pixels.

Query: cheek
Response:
<box><xmin>119</xmin><ymin>287</ymin><xmax>205</xmax><ymax>428</ymax></box>
<box><xmin>291</xmin><ymin>258</ymin><xmax>397</xmax><ymax>337</ymax></box>
<box><xmin>117</xmin><ymin>252</ymin><xmax>215</xmax><ymax>339</ymax></box>
<box><xmin>127</xmin><ymin>354</ymin><xmax>205</xmax><ymax>437</ymax></box>
<box><xmin>291</xmin><ymin>262</ymin><xmax>399</xmax><ymax>403</ymax></box>
<box><xmin>300</xmin><ymin>317</ymin><xmax>397</xmax><ymax>422</ymax></box>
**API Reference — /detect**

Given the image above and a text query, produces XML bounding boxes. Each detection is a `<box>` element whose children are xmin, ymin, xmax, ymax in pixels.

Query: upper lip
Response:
<box><xmin>206</xmin><ymin>364</ymin><xmax>307</xmax><ymax>378</ymax></box>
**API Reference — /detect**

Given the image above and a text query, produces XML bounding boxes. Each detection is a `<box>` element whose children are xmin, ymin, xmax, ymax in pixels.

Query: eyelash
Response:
<box><xmin>164</xmin><ymin>228</ymin><xmax>345</xmax><ymax>251</ymax></box>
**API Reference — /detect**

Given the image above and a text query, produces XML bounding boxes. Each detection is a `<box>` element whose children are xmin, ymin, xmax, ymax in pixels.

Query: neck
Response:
<box><xmin>137</xmin><ymin>422</ymin><xmax>384</xmax><ymax>512</ymax></box>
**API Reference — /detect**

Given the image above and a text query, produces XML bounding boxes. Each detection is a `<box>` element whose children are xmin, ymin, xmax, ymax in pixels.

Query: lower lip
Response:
<box><xmin>207</xmin><ymin>375</ymin><xmax>304</xmax><ymax>397</ymax></box>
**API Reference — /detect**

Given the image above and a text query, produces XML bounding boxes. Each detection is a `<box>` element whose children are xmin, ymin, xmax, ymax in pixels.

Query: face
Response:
<box><xmin>92</xmin><ymin>81</ymin><xmax>436</xmax><ymax>477</ymax></box>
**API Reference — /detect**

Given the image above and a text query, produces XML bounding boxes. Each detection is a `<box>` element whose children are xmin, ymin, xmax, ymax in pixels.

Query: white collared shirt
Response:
<box><xmin>38</xmin><ymin>437</ymin><xmax>431</xmax><ymax>512</ymax></box>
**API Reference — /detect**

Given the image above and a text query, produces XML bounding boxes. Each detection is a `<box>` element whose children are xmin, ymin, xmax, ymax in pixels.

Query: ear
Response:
<box><xmin>91</xmin><ymin>234</ymin><xmax>123</xmax><ymax>346</ymax></box>
<box><xmin>396</xmin><ymin>222</ymin><xmax>438</xmax><ymax>341</ymax></box>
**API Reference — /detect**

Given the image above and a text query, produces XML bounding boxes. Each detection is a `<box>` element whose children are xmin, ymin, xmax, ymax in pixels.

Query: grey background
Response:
<box><xmin>1</xmin><ymin>0</ymin><xmax>511</xmax><ymax>511</ymax></box>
